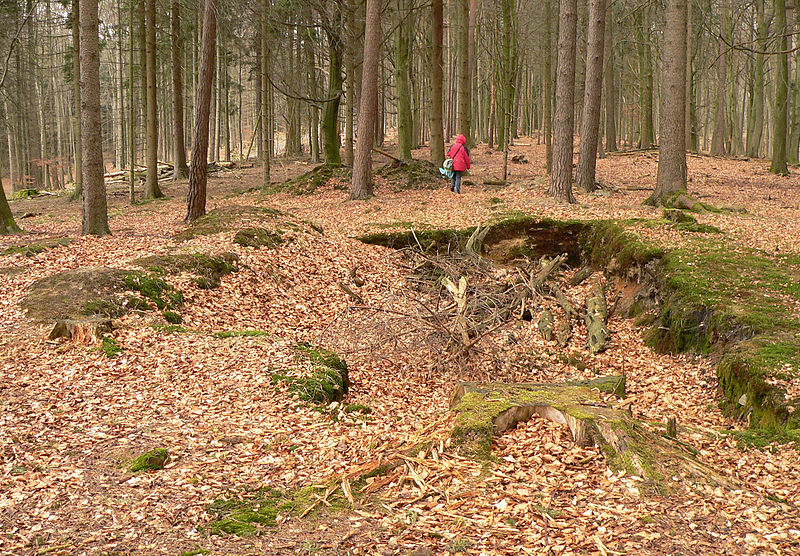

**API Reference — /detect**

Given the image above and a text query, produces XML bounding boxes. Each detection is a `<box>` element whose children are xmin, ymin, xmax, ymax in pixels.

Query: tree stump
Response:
<box><xmin>450</xmin><ymin>377</ymin><xmax>732</xmax><ymax>495</ymax></box>
<box><xmin>49</xmin><ymin>318</ymin><xmax>113</xmax><ymax>344</ymax></box>
<box><xmin>554</xmin><ymin>319</ymin><xmax>572</xmax><ymax>347</ymax></box>
<box><xmin>538</xmin><ymin>309</ymin><xmax>554</xmax><ymax>341</ymax></box>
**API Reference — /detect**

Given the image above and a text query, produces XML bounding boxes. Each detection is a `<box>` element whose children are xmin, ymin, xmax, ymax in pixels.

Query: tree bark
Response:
<box><xmin>396</xmin><ymin>0</ymin><xmax>414</xmax><ymax>160</ymax></box>
<box><xmin>186</xmin><ymin>0</ymin><xmax>217</xmax><ymax>222</ymax></box>
<box><xmin>747</xmin><ymin>0</ymin><xmax>767</xmax><ymax>158</ymax></box>
<box><xmin>771</xmin><ymin>0</ymin><xmax>789</xmax><ymax>175</ymax></box>
<box><xmin>321</xmin><ymin>1</ymin><xmax>344</xmax><ymax>165</ymax></box>
<box><xmin>71</xmin><ymin>0</ymin><xmax>83</xmax><ymax>200</ymax></box>
<box><xmin>430</xmin><ymin>0</ymin><xmax>445</xmax><ymax>167</ymax></box>
<box><xmin>349</xmin><ymin>0</ymin><xmax>381</xmax><ymax>200</ymax></box>
<box><xmin>457</xmin><ymin>0</ymin><xmax>471</xmax><ymax>142</ymax></box>
<box><xmin>144</xmin><ymin>0</ymin><xmax>163</xmax><ymax>197</ymax></box>
<box><xmin>575</xmin><ymin>0</ymin><xmax>606</xmax><ymax>192</ymax></box>
<box><xmin>548</xmin><ymin>0</ymin><xmax>577</xmax><ymax>203</ymax></box>
<box><xmin>603</xmin><ymin>0</ymin><xmax>616</xmax><ymax>153</ymax></box>
<box><xmin>544</xmin><ymin>0</ymin><xmax>553</xmax><ymax>172</ymax></box>
<box><xmin>261</xmin><ymin>1</ymin><xmax>271</xmax><ymax>187</ymax></box>
<box><xmin>171</xmin><ymin>0</ymin><xmax>189</xmax><ymax>179</ymax></box>
<box><xmin>79</xmin><ymin>0</ymin><xmax>110</xmax><ymax>235</ymax></box>
<box><xmin>647</xmin><ymin>0</ymin><xmax>687</xmax><ymax>206</ymax></box>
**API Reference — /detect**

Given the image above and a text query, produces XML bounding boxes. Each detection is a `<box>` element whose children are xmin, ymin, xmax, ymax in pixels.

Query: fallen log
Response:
<box><xmin>554</xmin><ymin>319</ymin><xmax>572</xmax><ymax>347</ymax></box>
<box><xmin>450</xmin><ymin>377</ymin><xmax>733</xmax><ymax>495</ymax></box>
<box><xmin>568</xmin><ymin>266</ymin><xmax>593</xmax><ymax>287</ymax></box>
<box><xmin>547</xmin><ymin>282</ymin><xmax>576</xmax><ymax>317</ymax></box>
<box><xmin>372</xmin><ymin>147</ymin><xmax>402</xmax><ymax>163</ymax></box>
<box><xmin>538</xmin><ymin>309</ymin><xmax>554</xmax><ymax>341</ymax></box>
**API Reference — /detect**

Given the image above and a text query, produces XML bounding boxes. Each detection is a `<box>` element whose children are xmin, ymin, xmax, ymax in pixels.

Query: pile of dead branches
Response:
<box><xmin>326</xmin><ymin>227</ymin><xmax>609</xmax><ymax>376</ymax></box>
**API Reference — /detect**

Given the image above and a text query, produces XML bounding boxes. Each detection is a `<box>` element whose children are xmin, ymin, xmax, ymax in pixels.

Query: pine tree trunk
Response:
<box><xmin>144</xmin><ymin>0</ymin><xmax>162</xmax><ymax>197</ymax></box>
<box><xmin>711</xmin><ymin>0</ymin><xmax>728</xmax><ymax>156</ymax></box>
<box><xmin>128</xmin><ymin>0</ymin><xmax>136</xmax><ymax>202</ymax></box>
<box><xmin>747</xmin><ymin>0</ymin><xmax>767</xmax><ymax>158</ymax></box>
<box><xmin>261</xmin><ymin>2</ymin><xmax>271</xmax><ymax>187</ymax></box>
<box><xmin>396</xmin><ymin>0</ymin><xmax>414</xmax><ymax>160</ymax></box>
<box><xmin>544</xmin><ymin>0</ymin><xmax>553</xmax><ymax>172</ymax></box>
<box><xmin>771</xmin><ymin>0</ymin><xmax>789</xmax><ymax>175</ymax></box>
<box><xmin>71</xmin><ymin>0</ymin><xmax>83</xmax><ymax>199</ymax></box>
<box><xmin>79</xmin><ymin>0</ymin><xmax>110</xmax><ymax>235</ymax></box>
<box><xmin>171</xmin><ymin>0</ymin><xmax>189</xmax><ymax>179</ymax></box>
<box><xmin>186</xmin><ymin>0</ymin><xmax>217</xmax><ymax>222</ymax></box>
<box><xmin>603</xmin><ymin>0</ymin><xmax>616</xmax><ymax>153</ymax></box>
<box><xmin>549</xmin><ymin>0</ymin><xmax>577</xmax><ymax>203</ymax></box>
<box><xmin>343</xmin><ymin>1</ymin><xmax>355</xmax><ymax>166</ymax></box>
<box><xmin>648</xmin><ymin>0</ymin><xmax>687</xmax><ymax>206</ymax></box>
<box><xmin>457</xmin><ymin>0</ymin><xmax>471</xmax><ymax>141</ymax></box>
<box><xmin>430</xmin><ymin>0</ymin><xmax>445</xmax><ymax>167</ymax></box>
<box><xmin>575</xmin><ymin>0</ymin><xmax>606</xmax><ymax>192</ymax></box>
<box><xmin>350</xmin><ymin>0</ymin><xmax>381</xmax><ymax>200</ymax></box>
<box><xmin>321</xmin><ymin>2</ymin><xmax>343</xmax><ymax>165</ymax></box>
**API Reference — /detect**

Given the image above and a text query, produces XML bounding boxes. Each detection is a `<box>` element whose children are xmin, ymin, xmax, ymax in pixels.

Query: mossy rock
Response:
<box><xmin>129</xmin><ymin>448</ymin><xmax>169</xmax><ymax>472</ymax></box>
<box><xmin>1</xmin><ymin>237</ymin><xmax>72</xmax><ymax>257</ymax></box>
<box><xmin>233</xmin><ymin>227</ymin><xmax>286</xmax><ymax>249</ymax></box>
<box><xmin>271</xmin><ymin>344</ymin><xmax>350</xmax><ymax>404</ymax></box>
<box><xmin>293</xmin><ymin>342</ymin><xmax>348</xmax><ymax>373</ymax></box>
<box><xmin>133</xmin><ymin>252</ymin><xmax>238</xmax><ymax>289</ymax></box>
<box><xmin>23</xmin><ymin>266</ymin><xmax>183</xmax><ymax>322</ymax></box>
<box><xmin>375</xmin><ymin>159</ymin><xmax>442</xmax><ymax>191</ymax></box>
<box><xmin>269</xmin><ymin>164</ymin><xmax>351</xmax><ymax>195</ymax></box>
<box><xmin>175</xmin><ymin>205</ymin><xmax>283</xmax><ymax>241</ymax></box>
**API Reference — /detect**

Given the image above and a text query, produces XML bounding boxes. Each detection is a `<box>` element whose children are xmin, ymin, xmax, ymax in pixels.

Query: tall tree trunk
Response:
<box><xmin>575</xmin><ymin>0</ymin><xmax>606</xmax><ymax>192</ymax></box>
<box><xmin>0</xmin><ymin>170</ymin><xmax>19</xmax><ymax>234</ymax></box>
<box><xmin>261</xmin><ymin>1</ymin><xmax>271</xmax><ymax>187</ymax></box>
<box><xmin>321</xmin><ymin>1</ymin><xmax>344</xmax><ymax>165</ymax></box>
<box><xmin>430</xmin><ymin>0</ymin><xmax>445</xmax><ymax>167</ymax></box>
<box><xmin>187</xmin><ymin>0</ymin><xmax>217</xmax><ymax>221</ymax></box>
<box><xmin>648</xmin><ymin>0</ymin><xmax>687</xmax><ymax>205</ymax></box>
<box><xmin>71</xmin><ymin>0</ymin><xmax>83</xmax><ymax>200</ymax></box>
<box><xmin>344</xmin><ymin>1</ymin><xmax>355</xmax><ymax>166</ymax></box>
<box><xmin>171</xmin><ymin>0</ymin><xmax>189</xmax><ymax>179</ymax></box>
<box><xmin>80</xmin><ymin>0</ymin><xmax>110</xmax><ymax>235</ymax></box>
<box><xmin>747</xmin><ymin>0</ymin><xmax>767</xmax><ymax>157</ymax></box>
<box><xmin>548</xmin><ymin>0</ymin><xmax>577</xmax><ymax>203</ymax></box>
<box><xmin>635</xmin><ymin>7</ymin><xmax>654</xmax><ymax>148</ymax></box>
<box><xmin>350</xmin><ymin>0</ymin><xmax>381</xmax><ymax>200</ymax></box>
<box><xmin>128</xmin><ymin>0</ymin><xmax>136</xmax><ymax>202</ymax></box>
<box><xmin>144</xmin><ymin>0</ymin><xmax>163</xmax><ymax>197</ymax></box>
<box><xmin>457</xmin><ymin>0</ymin><xmax>471</xmax><ymax>142</ymax></box>
<box><xmin>544</xmin><ymin>0</ymin><xmax>553</xmax><ymax>171</ymax></box>
<box><xmin>396</xmin><ymin>0</ymin><xmax>414</xmax><ymax>160</ymax></box>
<box><xmin>771</xmin><ymin>0</ymin><xmax>789</xmax><ymax>174</ymax></box>
<box><xmin>710</xmin><ymin>0</ymin><xmax>728</xmax><ymax>156</ymax></box>
<box><xmin>603</xmin><ymin>0</ymin><xmax>616</xmax><ymax>152</ymax></box>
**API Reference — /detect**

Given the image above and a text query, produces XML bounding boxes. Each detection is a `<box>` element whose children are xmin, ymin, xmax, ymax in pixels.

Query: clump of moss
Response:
<box><xmin>151</xmin><ymin>323</ymin><xmax>189</xmax><ymax>333</ymax></box>
<box><xmin>163</xmin><ymin>310</ymin><xmax>183</xmax><ymax>324</ymax></box>
<box><xmin>293</xmin><ymin>342</ymin><xmax>347</xmax><ymax>372</ymax></box>
<box><xmin>375</xmin><ymin>159</ymin><xmax>441</xmax><ymax>191</ymax></box>
<box><xmin>268</xmin><ymin>164</ymin><xmax>350</xmax><ymax>195</ymax></box>
<box><xmin>101</xmin><ymin>336</ymin><xmax>124</xmax><ymax>358</ymax></box>
<box><xmin>129</xmin><ymin>448</ymin><xmax>169</xmax><ymax>472</ymax></box>
<box><xmin>206</xmin><ymin>487</ymin><xmax>302</xmax><ymax>537</ymax></box>
<box><xmin>1</xmin><ymin>237</ymin><xmax>72</xmax><ymax>257</ymax></box>
<box><xmin>724</xmin><ymin>427</ymin><xmax>800</xmax><ymax>451</ymax></box>
<box><xmin>272</xmin><ymin>367</ymin><xmax>348</xmax><ymax>404</ymax></box>
<box><xmin>134</xmin><ymin>252</ymin><xmax>238</xmax><ymax>290</ymax></box>
<box><xmin>9</xmin><ymin>188</ymin><xmax>40</xmax><ymax>200</ymax></box>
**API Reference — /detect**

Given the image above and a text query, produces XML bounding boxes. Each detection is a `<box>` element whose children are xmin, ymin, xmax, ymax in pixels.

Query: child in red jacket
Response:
<box><xmin>446</xmin><ymin>134</ymin><xmax>471</xmax><ymax>194</ymax></box>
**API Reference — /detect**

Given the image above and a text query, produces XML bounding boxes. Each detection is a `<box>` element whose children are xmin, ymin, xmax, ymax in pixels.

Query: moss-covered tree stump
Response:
<box><xmin>450</xmin><ymin>377</ymin><xmax>732</xmax><ymax>495</ymax></box>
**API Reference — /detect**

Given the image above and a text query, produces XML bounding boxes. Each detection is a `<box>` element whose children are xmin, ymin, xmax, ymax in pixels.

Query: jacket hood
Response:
<box><xmin>456</xmin><ymin>134</ymin><xmax>467</xmax><ymax>144</ymax></box>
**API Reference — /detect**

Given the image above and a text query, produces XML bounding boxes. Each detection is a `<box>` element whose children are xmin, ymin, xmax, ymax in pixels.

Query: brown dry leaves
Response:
<box><xmin>2</xmin><ymin>143</ymin><xmax>800</xmax><ymax>554</ymax></box>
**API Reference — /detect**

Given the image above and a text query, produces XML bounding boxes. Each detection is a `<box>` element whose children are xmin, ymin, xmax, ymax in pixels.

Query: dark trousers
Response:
<box><xmin>451</xmin><ymin>171</ymin><xmax>463</xmax><ymax>193</ymax></box>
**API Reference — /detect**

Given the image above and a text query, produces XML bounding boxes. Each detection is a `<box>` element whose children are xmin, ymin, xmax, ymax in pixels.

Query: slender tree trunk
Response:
<box><xmin>430</xmin><ymin>0</ymin><xmax>445</xmax><ymax>167</ymax></box>
<box><xmin>350</xmin><ymin>0</ymin><xmax>381</xmax><ymax>200</ymax></box>
<box><xmin>771</xmin><ymin>0</ymin><xmax>789</xmax><ymax>174</ymax></box>
<box><xmin>544</xmin><ymin>0</ymin><xmax>553</xmax><ymax>171</ymax></box>
<box><xmin>396</xmin><ymin>0</ymin><xmax>414</xmax><ymax>159</ymax></box>
<box><xmin>457</xmin><ymin>0</ymin><xmax>471</xmax><ymax>141</ymax></box>
<box><xmin>80</xmin><ymin>0</ymin><xmax>110</xmax><ymax>235</ymax></box>
<box><xmin>261</xmin><ymin>1</ymin><xmax>271</xmax><ymax>187</ymax></box>
<box><xmin>648</xmin><ymin>0</ymin><xmax>687</xmax><ymax>205</ymax></box>
<box><xmin>575</xmin><ymin>0</ymin><xmax>606</xmax><ymax>192</ymax></box>
<box><xmin>128</xmin><ymin>0</ymin><xmax>136</xmax><ymax>202</ymax></box>
<box><xmin>711</xmin><ymin>0</ymin><xmax>728</xmax><ymax>156</ymax></box>
<box><xmin>344</xmin><ymin>1</ymin><xmax>355</xmax><ymax>166</ymax></box>
<box><xmin>322</xmin><ymin>1</ymin><xmax>344</xmax><ymax>165</ymax></box>
<box><xmin>603</xmin><ymin>0</ymin><xmax>616</xmax><ymax>152</ymax></box>
<box><xmin>172</xmin><ymin>0</ymin><xmax>189</xmax><ymax>179</ymax></box>
<box><xmin>144</xmin><ymin>0</ymin><xmax>163</xmax><ymax>197</ymax></box>
<box><xmin>747</xmin><ymin>0</ymin><xmax>767</xmax><ymax>158</ymax></box>
<box><xmin>549</xmin><ymin>0</ymin><xmax>577</xmax><ymax>203</ymax></box>
<box><xmin>71</xmin><ymin>0</ymin><xmax>83</xmax><ymax>200</ymax></box>
<box><xmin>187</xmin><ymin>0</ymin><xmax>217</xmax><ymax>221</ymax></box>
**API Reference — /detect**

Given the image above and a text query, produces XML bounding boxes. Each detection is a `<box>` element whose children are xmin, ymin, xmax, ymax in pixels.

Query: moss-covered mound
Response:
<box><xmin>23</xmin><ymin>267</ymin><xmax>184</xmax><ymax>322</ymax></box>
<box><xmin>175</xmin><ymin>205</ymin><xmax>283</xmax><ymax>241</ymax></box>
<box><xmin>270</xmin><ymin>164</ymin><xmax>351</xmax><ymax>195</ymax></box>
<box><xmin>375</xmin><ymin>159</ymin><xmax>442</xmax><ymax>191</ymax></box>
<box><xmin>134</xmin><ymin>252</ymin><xmax>238</xmax><ymax>289</ymax></box>
<box><xmin>233</xmin><ymin>227</ymin><xmax>285</xmax><ymax>249</ymax></box>
<box><xmin>1</xmin><ymin>237</ymin><xmax>72</xmax><ymax>257</ymax></box>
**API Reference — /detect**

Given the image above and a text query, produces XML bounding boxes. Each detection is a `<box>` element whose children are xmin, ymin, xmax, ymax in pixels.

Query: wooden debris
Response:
<box><xmin>568</xmin><ymin>266</ymin><xmax>594</xmax><ymax>287</ymax></box>
<box><xmin>538</xmin><ymin>309</ymin><xmax>554</xmax><ymax>341</ymax></box>
<box><xmin>585</xmin><ymin>278</ymin><xmax>609</xmax><ymax>354</ymax></box>
<box><xmin>554</xmin><ymin>319</ymin><xmax>572</xmax><ymax>347</ymax></box>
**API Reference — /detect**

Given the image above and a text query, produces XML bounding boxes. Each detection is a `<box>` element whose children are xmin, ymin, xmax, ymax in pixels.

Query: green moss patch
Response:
<box><xmin>206</xmin><ymin>486</ymin><xmax>317</xmax><ymax>537</ymax></box>
<box><xmin>175</xmin><ymin>205</ymin><xmax>283</xmax><ymax>241</ymax></box>
<box><xmin>101</xmin><ymin>336</ymin><xmax>124</xmax><ymax>358</ymax></box>
<box><xmin>9</xmin><ymin>188</ymin><xmax>40</xmax><ymax>200</ymax></box>
<box><xmin>293</xmin><ymin>342</ymin><xmax>347</xmax><ymax>372</ymax></box>
<box><xmin>269</xmin><ymin>164</ymin><xmax>351</xmax><ymax>195</ymax></box>
<box><xmin>129</xmin><ymin>448</ymin><xmax>169</xmax><ymax>472</ymax></box>
<box><xmin>1</xmin><ymin>237</ymin><xmax>72</xmax><ymax>257</ymax></box>
<box><xmin>271</xmin><ymin>344</ymin><xmax>349</xmax><ymax>405</ymax></box>
<box><xmin>212</xmin><ymin>329</ymin><xmax>270</xmax><ymax>339</ymax></box>
<box><xmin>724</xmin><ymin>426</ymin><xmax>800</xmax><ymax>451</ymax></box>
<box><xmin>233</xmin><ymin>227</ymin><xmax>286</xmax><ymax>249</ymax></box>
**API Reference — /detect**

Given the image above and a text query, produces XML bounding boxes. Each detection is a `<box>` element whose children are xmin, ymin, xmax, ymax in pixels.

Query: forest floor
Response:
<box><xmin>2</xmin><ymin>140</ymin><xmax>800</xmax><ymax>555</ymax></box>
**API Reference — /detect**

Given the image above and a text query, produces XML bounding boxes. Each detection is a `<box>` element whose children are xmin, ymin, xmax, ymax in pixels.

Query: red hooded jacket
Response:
<box><xmin>447</xmin><ymin>135</ymin><xmax>471</xmax><ymax>172</ymax></box>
